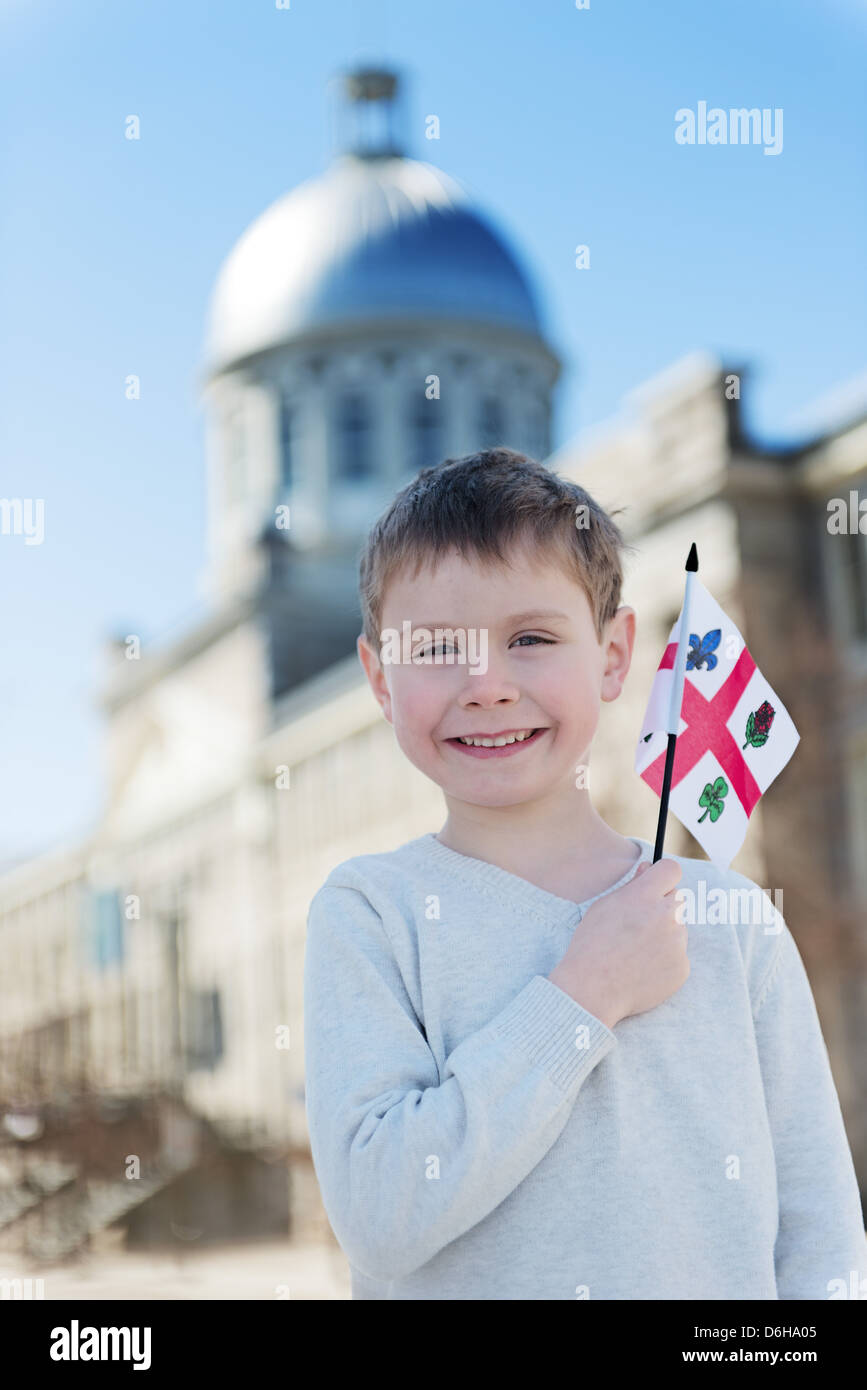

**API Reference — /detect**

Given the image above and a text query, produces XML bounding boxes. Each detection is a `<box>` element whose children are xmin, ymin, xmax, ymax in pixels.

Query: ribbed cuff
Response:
<box><xmin>491</xmin><ymin>974</ymin><xmax>617</xmax><ymax>1092</ymax></box>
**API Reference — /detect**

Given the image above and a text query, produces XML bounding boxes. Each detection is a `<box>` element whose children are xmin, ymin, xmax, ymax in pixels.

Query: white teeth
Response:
<box><xmin>457</xmin><ymin>729</ymin><xmax>536</xmax><ymax>747</ymax></box>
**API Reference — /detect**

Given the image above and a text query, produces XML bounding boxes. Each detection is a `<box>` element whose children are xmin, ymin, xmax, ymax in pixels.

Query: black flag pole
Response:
<box><xmin>652</xmin><ymin>542</ymin><xmax>699</xmax><ymax>863</ymax></box>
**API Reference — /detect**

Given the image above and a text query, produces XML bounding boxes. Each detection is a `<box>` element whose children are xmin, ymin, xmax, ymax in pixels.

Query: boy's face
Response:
<box><xmin>357</xmin><ymin>544</ymin><xmax>635</xmax><ymax>814</ymax></box>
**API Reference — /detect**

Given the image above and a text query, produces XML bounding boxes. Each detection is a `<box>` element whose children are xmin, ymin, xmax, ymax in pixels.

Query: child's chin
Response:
<box><xmin>448</xmin><ymin>781</ymin><xmax>546</xmax><ymax>808</ymax></box>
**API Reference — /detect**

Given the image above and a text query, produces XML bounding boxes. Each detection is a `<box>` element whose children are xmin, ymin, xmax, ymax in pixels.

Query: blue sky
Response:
<box><xmin>1</xmin><ymin>0</ymin><xmax>865</xmax><ymax>864</ymax></box>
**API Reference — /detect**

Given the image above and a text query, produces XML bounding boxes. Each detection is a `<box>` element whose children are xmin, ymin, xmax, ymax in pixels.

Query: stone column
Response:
<box><xmin>287</xmin><ymin>358</ymin><xmax>330</xmax><ymax>549</ymax></box>
<box><xmin>245</xmin><ymin>379</ymin><xmax>281</xmax><ymax>519</ymax></box>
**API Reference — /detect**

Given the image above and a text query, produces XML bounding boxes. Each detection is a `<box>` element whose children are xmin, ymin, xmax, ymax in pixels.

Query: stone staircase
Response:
<box><xmin>2</xmin><ymin>1163</ymin><xmax>180</xmax><ymax>1262</ymax></box>
<box><xmin>0</xmin><ymin>1091</ymin><xmax>292</xmax><ymax>1262</ymax></box>
<box><xmin>0</xmin><ymin>1091</ymin><xmax>206</xmax><ymax>1262</ymax></box>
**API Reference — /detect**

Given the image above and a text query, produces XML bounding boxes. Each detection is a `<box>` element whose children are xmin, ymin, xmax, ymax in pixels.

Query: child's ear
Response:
<box><xmin>600</xmin><ymin>605</ymin><xmax>636</xmax><ymax>704</ymax></box>
<box><xmin>357</xmin><ymin>633</ymin><xmax>393</xmax><ymax>723</ymax></box>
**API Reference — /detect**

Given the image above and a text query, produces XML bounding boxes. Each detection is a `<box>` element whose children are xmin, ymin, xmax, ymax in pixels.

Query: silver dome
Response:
<box><xmin>205</xmin><ymin>152</ymin><xmax>546</xmax><ymax>376</ymax></box>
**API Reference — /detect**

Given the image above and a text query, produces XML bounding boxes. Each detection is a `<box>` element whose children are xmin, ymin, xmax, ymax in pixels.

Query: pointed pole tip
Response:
<box><xmin>686</xmin><ymin>543</ymin><xmax>698</xmax><ymax>572</ymax></box>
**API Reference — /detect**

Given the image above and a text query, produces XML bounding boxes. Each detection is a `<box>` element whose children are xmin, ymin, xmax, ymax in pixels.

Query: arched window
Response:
<box><xmin>336</xmin><ymin>392</ymin><xmax>373</xmax><ymax>480</ymax></box>
<box><xmin>410</xmin><ymin>392</ymin><xmax>444</xmax><ymax>472</ymax></box>
<box><xmin>478</xmin><ymin>395</ymin><xmax>504</xmax><ymax>446</ymax></box>
<box><xmin>279</xmin><ymin>395</ymin><xmax>293</xmax><ymax>489</ymax></box>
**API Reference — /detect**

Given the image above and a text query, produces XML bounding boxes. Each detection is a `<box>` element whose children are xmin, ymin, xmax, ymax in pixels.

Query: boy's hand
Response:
<box><xmin>547</xmin><ymin>858</ymin><xmax>688</xmax><ymax>1029</ymax></box>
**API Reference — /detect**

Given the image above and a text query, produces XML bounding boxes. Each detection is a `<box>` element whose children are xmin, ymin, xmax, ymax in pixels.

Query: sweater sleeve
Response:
<box><xmin>302</xmin><ymin>881</ymin><xmax>617</xmax><ymax>1283</ymax></box>
<box><xmin>752</xmin><ymin>922</ymin><xmax>867</xmax><ymax>1300</ymax></box>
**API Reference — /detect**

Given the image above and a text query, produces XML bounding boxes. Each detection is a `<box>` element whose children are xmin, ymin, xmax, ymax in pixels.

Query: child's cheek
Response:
<box><xmin>390</xmin><ymin>671</ymin><xmax>442</xmax><ymax>740</ymax></box>
<box><xmin>546</xmin><ymin>670</ymin><xmax>601</xmax><ymax>740</ymax></box>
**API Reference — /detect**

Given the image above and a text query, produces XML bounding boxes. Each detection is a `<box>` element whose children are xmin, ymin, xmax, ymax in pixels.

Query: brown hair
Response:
<box><xmin>358</xmin><ymin>447</ymin><xmax>631</xmax><ymax>653</ymax></box>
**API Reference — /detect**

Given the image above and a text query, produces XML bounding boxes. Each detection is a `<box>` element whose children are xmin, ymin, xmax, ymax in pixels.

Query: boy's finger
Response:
<box><xmin>633</xmin><ymin>856</ymin><xmax>682</xmax><ymax>894</ymax></box>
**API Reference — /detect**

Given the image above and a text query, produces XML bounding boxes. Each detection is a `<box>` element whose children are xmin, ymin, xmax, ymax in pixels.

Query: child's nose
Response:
<box><xmin>457</xmin><ymin>665</ymin><xmax>521</xmax><ymax>706</ymax></box>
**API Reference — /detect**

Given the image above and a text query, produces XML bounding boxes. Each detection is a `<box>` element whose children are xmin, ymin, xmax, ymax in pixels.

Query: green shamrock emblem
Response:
<box><xmin>698</xmin><ymin>776</ymin><xmax>728</xmax><ymax>823</ymax></box>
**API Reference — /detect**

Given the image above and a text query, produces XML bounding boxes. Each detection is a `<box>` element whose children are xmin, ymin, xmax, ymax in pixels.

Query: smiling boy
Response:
<box><xmin>303</xmin><ymin>447</ymin><xmax>867</xmax><ymax>1300</ymax></box>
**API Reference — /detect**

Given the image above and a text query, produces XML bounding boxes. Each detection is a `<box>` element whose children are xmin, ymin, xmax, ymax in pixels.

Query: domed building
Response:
<box><xmin>199</xmin><ymin>65</ymin><xmax>560</xmax><ymax>686</ymax></box>
<box><xmin>0</xmin><ymin>65</ymin><xmax>563</xmax><ymax>1260</ymax></box>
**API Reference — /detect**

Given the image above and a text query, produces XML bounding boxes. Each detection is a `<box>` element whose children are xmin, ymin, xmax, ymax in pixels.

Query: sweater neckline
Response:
<box><xmin>409</xmin><ymin>831</ymin><xmax>654</xmax><ymax>925</ymax></box>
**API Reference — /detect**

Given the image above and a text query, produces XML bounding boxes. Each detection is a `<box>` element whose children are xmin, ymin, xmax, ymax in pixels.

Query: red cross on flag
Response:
<box><xmin>635</xmin><ymin>574</ymin><xmax>799</xmax><ymax>869</ymax></box>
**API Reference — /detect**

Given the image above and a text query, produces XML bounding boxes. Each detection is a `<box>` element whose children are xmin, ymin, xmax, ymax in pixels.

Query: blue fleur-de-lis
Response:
<box><xmin>686</xmin><ymin>628</ymin><xmax>721</xmax><ymax>671</ymax></box>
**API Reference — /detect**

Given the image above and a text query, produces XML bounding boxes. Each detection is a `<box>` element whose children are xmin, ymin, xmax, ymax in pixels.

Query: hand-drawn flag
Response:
<box><xmin>635</xmin><ymin>576</ymin><xmax>799</xmax><ymax>869</ymax></box>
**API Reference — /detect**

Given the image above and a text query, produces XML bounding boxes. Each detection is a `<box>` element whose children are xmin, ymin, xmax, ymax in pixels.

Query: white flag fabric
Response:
<box><xmin>635</xmin><ymin>577</ymin><xmax>799</xmax><ymax>869</ymax></box>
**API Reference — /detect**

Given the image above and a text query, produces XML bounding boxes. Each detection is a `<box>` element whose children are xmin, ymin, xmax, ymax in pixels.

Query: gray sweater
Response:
<box><xmin>303</xmin><ymin>831</ymin><xmax>867</xmax><ymax>1299</ymax></box>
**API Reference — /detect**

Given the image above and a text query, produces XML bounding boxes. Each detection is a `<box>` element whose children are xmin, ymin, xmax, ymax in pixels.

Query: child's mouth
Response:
<box><xmin>445</xmin><ymin>728</ymin><xmax>549</xmax><ymax>758</ymax></box>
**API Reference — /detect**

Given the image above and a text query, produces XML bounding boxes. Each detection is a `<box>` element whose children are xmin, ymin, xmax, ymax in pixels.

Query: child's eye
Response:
<box><xmin>511</xmin><ymin>634</ymin><xmax>556</xmax><ymax>647</ymax></box>
<box><xmin>415</xmin><ymin>643</ymin><xmax>459</xmax><ymax>658</ymax></box>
